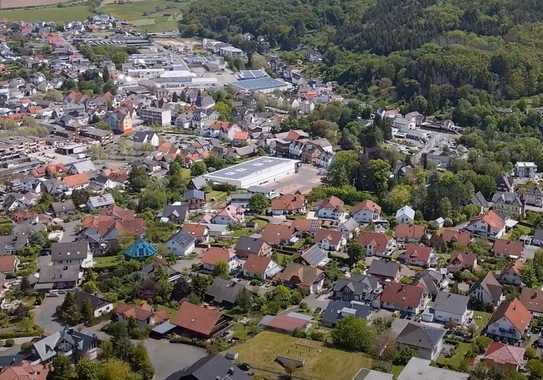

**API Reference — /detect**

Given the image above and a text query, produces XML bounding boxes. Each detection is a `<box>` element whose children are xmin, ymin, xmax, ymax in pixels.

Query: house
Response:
<box><xmin>315</xmin><ymin>196</ymin><xmax>346</xmax><ymax>221</ymax></box>
<box><xmin>398</xmin><ymin>357</ymin><xmax>469</xmax><ymax>380</ymax></box>
<box><xmin>50</xmin><ymin>200</ymin><xmax>76</xmax><ymax>218</ymax></box>
<box><xmin>107</xmin><ymin>108</ymin><xmax>134</xmax><ymax>134</ymax></box>
<box><xmin>332</xmin><ymin>274</ymin><xmax>382</xmax><ymax>303</ymax></box>
<box><xmin>483</xmin><ymin>341</ymin><xmax>525</xmax><ymax>371</ymax></box>
<box><xmin>466</xmin><ymin>210</ymin><xmax>506</xmax><ymax>239</ymax></box>
<box><xmin>72</xmin><ymin>289</ymin><xmax>114</xmax><ymax>318</ymax></box>
<box><xmin>0</xmin><ymin>361</ymin><xmax>48</xmax><ymax>380</ymax></box>
<box><xmin>520</xmin><ymin>287</ymin><xmax>543</xmax><ymax>316</ymax></box>
<box><xmin>431</xmin><ymin>229</ymin><xmax>470</xmax><ymax>251</ymax></box>
<box><xmin>234</xmin><ymin>236</ymin><xmax>271</xmax><ymax>258</ymax></box>
<box><xmin>353</xmin><ymin>369</ymin><xmax>392</xmax><ymax>380</ymax></box>
<box><xmin>514</xmin><ymin>161</ymin><xmax>537</xmax><ymax>178</ymax></box>
<box><xmin>51</xmin><ymin>240</ymin><xmax>93</xmax><ymax>268</ymax></box>
<box><xmin>171</xmin><ymin>301</ymin><xmax>230</xmax><ymax>339</ymax></box>
<box><xmin>124</xmin><ymin>238</ymin><xmax>157</xmax><ymax>260</ymax></box>
<box><xmin>396</xmin><ymin>321</ymin><xmax>445</xmax><ymax>360</ymax></box>
<box><xmin>201</xmin><ymin>247</ymin><xmax>238</xmax><ymax>272</ymax></box>
<box><xmin>491</xmin><ymin>192</ymin><xmax>523</xmax><ymax>219</ymax></box>
<box><xmin>321</xmin><ymin>300</ymin><xmax>373</xmax><ymax>327</ymax></box>
<box><xmin>367</xmin><ymin>259</ymin><xmax>401</xmax><ymax>283</ymax></box>
<box><xmin>67</xmin><ymin>160</ymin><xmax>96</xmax><ymax>175</ymax></box>
<box><xmin>500</xmin><ymin>260</ymin><xmax>523</xmax><ymax>286</ymax></box>
<box><xmin>166</xmin><ymin>231</ymin><xmax>196</xmax><ymax>257</ymax></box>
<box><xmin>447</xmin><ymin>252</ymin><xmax>478</xmax><ymax>273</ymax></box>
<box><xmin>86</xmin><ymin>193</ymin><xmax>115</xmax><ymax>210</ymax></box>
<box><xmin>470</xmin><ymin>272</ymin><xmax>505</xmax><ymax>307</ymax></box>
<box><xmin>32</xmin><ymin>327</ymin><xmax>98</xmax><ymax>363</ymax></box>
<box><xmin>62</xmin><ymin>173</ymin><xmax>90</xmax><ymax>191</ymax></box>
<box><xmin>260</xmin><ymin>223</ymin><xmax>296</xmax><ymax>246</ymax></box>
<box><xmin>486</xmin><ymin>298</ymin><xmax>532</xmax><ymax>343</ymax></box>
<box><xmin>416</xmin><ymin>269</ymin><xmax>448</xmax><ymax>298</ymax></box>
<box><xmin>133</xmin><ymin>130</ymin><xmax>160</xmax><ymax>147</ymax></box>
<box><xmin>380</xmin><ymin>282</ymin><xmax>427</xmax><ymax>314</ymax></box>
<box><xmin>314</xmin><ymin>228</ymin><xmax>346</xmax><ymax>252</ymax></box>
<box><xmin>159</xmin><ymin>203</ymin><xmax>189</xmax><ymax>223</ymax></box>
<box><xmin>0</xmin><ymin>255</ymin><xmax>19</xmax><ymax>276</ymax></box>
<box><xmin>520</xmin><ymin>183</ymin><xmax>543</xmax><ymax>207</ymax></box>
<box><xmin>432</xmin><ymin>291</ymin><xmax>470</xmax><ymax>325</ymax></box>
<box><xmin>339</xmin><ymin>218</ymin><xmax>360</xmax><ymax>240</ymax></box>
<box><xmin>212</xmin><ymin>205</ymin><xmax>245</xmax><ymax>225</ymax></box>
<box><xmin>205</xmin><ymin>278</ymin><xmax>247</xmax><ymax>306</ymax></box>
<box><xmin>258</xmin><ymin>312</ymin><xmax>312</xmax><ymax>335</ymax></box>
<box><xmin>395</xmin><ymin>224</ymin><xmax>426</xmax><ymax>243</ymax></box>
<box><xmin>182</xmin><ymin>223</ymin><xmax>209</xmax><ymax>244</ymax></box>
<box><xmin>493</xmin><ymin>239</ymin><xmax>523</xmax><ymax>258</ymax></box>
<box><xmin>400</xmin><ymin>244</ymin><xmax>435</xmax><ymax>267</ymax></box>
<box><xmin>351</xmin><ymin>200</ymin><xmax>382</xmax><ymax>223</ymax></box>
<box><xmin>357</xmin><ymin>232</ymin><xmax>394</xmax><ymax>257</ymax></box>
<box><xmin>242</xmin><ymin>255</ymin><xmax>282</xmax><ymax>280</ymax></box>
<box><xmin>271</xmin><ymin>193</ymin><xmax>306</xmax><ymax>215</ymax></box>
<box><xmin>183</xmin><ymin>190</ymin><xmax>206</xmax><ymax>210</ymax></box>
<box><xmin>114</xmin><ymin>303</ymin><xmax>169</xmax><ymax>327</ymax></box>
<box><xmin>166</xmin><ymin>354</ymin><xmax>250</xmax><ymax>380</ymax></box>
<box><xmin>35</xmin><ymin>264</ymin><xmax>81</xmax><ymax>291</ymax></box>
<box><xmin>396</xmin><ymin>206</ymin><xmax>415</xmax><ymax>224</ymax></box>
<box><xmin>300</xmin><ymin>244</ymin><xmax>329</xmax><ymax>267</ymax></box>
<box><xmin>275</xmin><ymin>263</ymin><xmax>325</xmax><ymax>294</ymax></box>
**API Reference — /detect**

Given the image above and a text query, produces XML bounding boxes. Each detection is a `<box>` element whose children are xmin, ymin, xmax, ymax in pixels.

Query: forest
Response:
<box><xmin>179</xmin><ymin>0</ymin><xmax>543</xmax><ymax>123</ymax></box>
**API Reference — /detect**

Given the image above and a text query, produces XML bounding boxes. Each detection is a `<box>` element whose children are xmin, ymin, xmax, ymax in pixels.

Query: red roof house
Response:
<box><xmin>171</xmin><ymin>302</ymin><xmax>229</xmax><ymax>338</ymax></box>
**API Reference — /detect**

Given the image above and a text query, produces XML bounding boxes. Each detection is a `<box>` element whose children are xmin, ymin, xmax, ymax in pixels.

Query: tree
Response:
<box><xmin>347</xmin><ymin>242</ymin><xmax>365</xmax><ymax>267</ymax></box>
<box><xmin>56</xmin><ymin>292</ymin><xmax>81</xmax><ymax>325</ymax></box>
<box><xmin>213</xmin><ymin>261</ymin><xmax>230</xmax><ymax>279</ymax></box>
<box><xmin>248</xmin><ymin>193</ymin><xmax>270</xmax><ymax>214</ymax></box>
<box><xmin>190</xmin><ymin>161</ymin><xmax>207</xmax><ymax>176</ymax></box>
<box><xmin>326</xmin><ymin>151</ymin><xmax>359</xmax><ymax>186</ymax></box>
<box><xmin>358</xmin><ymin>159</ymin><xmax>391</xmax><ymax>194</ymax></box>
<box><xmin>99</xmin><ymin>359</ymin><xmax>136</xmax><ymax>380</ymax></box>
<box><xmin>49</xmin><ymin>355</ymin><xmax>75</xmax><ymax>380</ymax></box>
<box><xmin>331</xmin><ymin>316</ymin><xmax>374</xmax><ymax>352</ymax></box>
<box><xmin>129</xmin><ymin>166</ymin><xmax>149</xmax><ymax>192</ymax></box>
<box><xmin>76</xmin><ymin>359</ymin><xmax>100</xmax><ymax>380</ymax></box>
<box><xmin>71</xmin><ymin>189</ymin><xmax>89</xmax><ymax>207</ymax></box>
<box><xmin>81</xmin><ymin>300</ymin><xmax>94</xmax><ymax>325</ymax></box>
<box><xmin>528</xmin><ymin>359</ymin><xmax>543</xmax><ymax>379</ymax></box>
<box><xmin>130</xmin><ymin>344</ymin><xmax>154</xmax><ymax>380</ymax></box>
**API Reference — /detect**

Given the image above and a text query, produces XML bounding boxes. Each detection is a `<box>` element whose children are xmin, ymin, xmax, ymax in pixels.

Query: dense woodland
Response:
<box><xmin>180</xmin><ymin>0</ymin><xmax>543</xmax><ymax>124</ymax></box>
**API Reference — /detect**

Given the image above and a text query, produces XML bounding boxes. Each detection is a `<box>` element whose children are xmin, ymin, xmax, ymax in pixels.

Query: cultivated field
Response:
<box><xmin>0</xmin><ymin>0</ymin><xmax>70</xmax><ymax>9</ymax></box>
<box><xmin>1</xmin><ymin>4</ymin><xmax>93</xmax><ymax>22</ymax></box>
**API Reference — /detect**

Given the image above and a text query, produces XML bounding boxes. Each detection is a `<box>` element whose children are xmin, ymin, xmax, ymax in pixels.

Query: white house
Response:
<box><xmin>166</xmin><ymin>231</ymin><xmax>196</xmax><ymax>257</ymax></box>
<box><xmin>514</xmin><ymin>161</ymin><xmax>537</xmax><ymax>178</ymax></box>
<box><xmin>486</xmin><ymin>299</ymin><xmax>532</xmax><ymax>343</ymax></box>
<box><xmin>315</xmin><ymin>196</ymin><xmax>346</xmax><ymax>221</ymax></box>
<box><xmin>396</xmin><ymin>206</ymin><xmax>415</xmax><ymax>224</ymax></box>
<box><xmin>466</xmin><ymin>210</ymin><xmax>505</xmax><ymax>239</ymax></box>
<box><xmin>351</xmin><ymin>200</ymin><xmax>382</xmax><ymax>223</ymax></box>
<box><xmin>432</xmin><ymin>291</ymin><xmax>470</xmax><ymax>325</ymax></box>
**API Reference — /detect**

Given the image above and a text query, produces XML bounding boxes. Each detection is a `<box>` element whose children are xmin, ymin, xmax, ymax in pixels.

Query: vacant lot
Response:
<box><xmin>232</xmin><ymin>331</ymin><xmax>374</xmax><ymax>380</ymax></box>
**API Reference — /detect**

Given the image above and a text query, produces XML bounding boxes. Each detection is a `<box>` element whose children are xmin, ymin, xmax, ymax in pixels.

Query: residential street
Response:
<box><xmin>33</xmin><ymin>294</ymin><xmax>65</xmax><ymax>335</ymax></box>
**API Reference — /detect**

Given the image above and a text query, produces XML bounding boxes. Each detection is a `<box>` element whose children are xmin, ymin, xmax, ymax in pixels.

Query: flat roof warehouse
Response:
<box><xmin>204</xmin><ymin>156</ymin><xmax>299</xmax><ymax>189</ymax></box>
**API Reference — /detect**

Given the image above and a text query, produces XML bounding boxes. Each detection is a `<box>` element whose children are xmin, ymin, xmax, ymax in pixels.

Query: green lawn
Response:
<box><xmin>437</xmin><ymin>342</ymin><xmax>472</xmax><ymax>371</ymax></box>
<box><xmin>1</xmin><ymin>4</ymin><xmax>93</xmax><ymax>22</ymax></box>
<box><xmin>232</xmin><ymin>331</ymin><xmax>374</xmax><ymax>380</ymax></box>
<box><xmin>94</xmin><ymin>255</ymin><xmax>122</xmax><ymax>269</ymax></box>
<box><xmin>473</xmin><ymin>311</ymin><xmax>491</xmax><ymax>334</ymax></box>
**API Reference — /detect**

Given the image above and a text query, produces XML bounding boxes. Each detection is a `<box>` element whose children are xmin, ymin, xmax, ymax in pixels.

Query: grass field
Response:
<box><xmin>232</xmin><ymin>331</ymin><xmax>374</xmax><ymax>380</ymax></box>
<box><xmin>473</xmin><ymin>310</ymin><xmax>491</xmax><ymax>334</ymax></box>
<box><xmin>1</xmin><ymin>0</ymin><xmax>185</xmax><ymax>32</ymax></box>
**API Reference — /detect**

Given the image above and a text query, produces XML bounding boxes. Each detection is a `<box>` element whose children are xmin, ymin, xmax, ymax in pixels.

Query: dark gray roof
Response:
<box><xmin>301</xmin><ymin>244</ymin><xmax>327</xmax><ymax>267</ymax></box>
<box><xmin>38</xmin><ymin>264</ymin><xmax>80</xmax><ymax>285</ymax></box>
<box><xmin>235</xmin><ymin>236</ymin><xmax>265</xmax><ymax>254</ymax></box>
<box><xmin>168</xmin><ymin>231</ymin><xmax>196</xmax><ymax>248</ymax></box>
<box><xmin>491</xmin><ymin>191</ymin><xmax>522</xmax><ymax>206</ymax></box>
<box><xmin>322</xmin><ymin>300</ymin><xmax>372</xmax><ymax>326</ymax></box>
<box><xmin>51</xmin><ymin>199</ymin><xmax>76</xmax><ymax>215</ymax></box>
<box><xmin>333</xmin><ymin>274</ymin><xmax>381</xmax><ymax>295</ymax></box>
<box><xmin>368</xmin><ymin>259</ymin><xmax>400</xmax><ymax>278</ymax></box>
<box><xmin>161</xmin><ymin>203</ymin><xmax>189</xmax><ymax>221</ymax></box>
<box><xmin>184</xmin><ymin>189</ymin><xmax>205</xmax><ymax>201</ymax></box>
<box><xmin>190</xmin><ymin>176</ymin><xmax>207</xmax><ymax>190</ymax></box>
<box><xmin>397</xmin><ymin>322</ymin><xmax>445</xmax><ymax>350</ymax></box>
<box><xmin>51</xmin><ymin>240</ymin><xmax>89</xmax><ymax>263</ymax></box>
<box><xmin>73</xmin><ymin>289</ymin><xmax>111</xmax><ymax>311</ymax></box>
<box><xmin>206</xmin><ymin>278</ymin><xmax>247</xmax><ymax>305</ymax></box>
<box><xmin>432</xmin><ymin>291</ymin><xmax>468</xmax><ymax>315</ymax></box>
<box><xmin>166</xmin><ymin>354</ymin><xmax>250</xmax><ymax>380</ymax></box>
<box><xmin>33</xmin><ymin>327</ymin><xmax>97</xmax><ymax>362</ymax></box>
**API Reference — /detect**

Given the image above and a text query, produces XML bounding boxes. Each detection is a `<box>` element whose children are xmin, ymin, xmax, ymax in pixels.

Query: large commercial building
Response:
<box><xmin>204</xmin><ymin>156</ymin><xmax>298</xmax><ymax>189</ymax></box>
<box><xmin>139</xmin><ymin>107</ymin><xmax>171</xmax><ymax>127</ymax></box>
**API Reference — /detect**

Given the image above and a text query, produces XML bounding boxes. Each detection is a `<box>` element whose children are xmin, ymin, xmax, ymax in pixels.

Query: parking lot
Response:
<box><xmin>143</xmin><ymin>338</ymin><xmax>207</xmax><ymax>380</ymax></box>
<box><xmin>259</xmin><ymin>164</ymin><xmax>322</xmax><ymax>195</ymax></box>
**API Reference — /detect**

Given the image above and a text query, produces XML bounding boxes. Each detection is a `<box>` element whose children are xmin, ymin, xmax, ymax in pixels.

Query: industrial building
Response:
<box><xmin>204</xmin><ymin>156</ymin><xmax>298</xmax><ymax>189</ymax></box>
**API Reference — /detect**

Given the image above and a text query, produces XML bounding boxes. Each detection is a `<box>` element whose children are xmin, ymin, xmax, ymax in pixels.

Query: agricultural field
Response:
<box><xmin>1</xmin><ymin>4</ymin><xmax>93</xmax><ymax>22</ymax></box>
<box><xmin>232</xmin><ymin>331</ymin><xmax>374</xmax><ymax>380</ymax></box>
<box><xmin>0</xmin><ymin>0</ymin><xmax>70</xmax><ymax>9</ymax></box>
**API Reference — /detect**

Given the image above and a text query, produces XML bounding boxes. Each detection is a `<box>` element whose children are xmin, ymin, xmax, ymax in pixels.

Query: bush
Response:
<box><xmin>4</xmin><ymin>339</ymin><xmax>14</xmax><ymax>347</ymax></box>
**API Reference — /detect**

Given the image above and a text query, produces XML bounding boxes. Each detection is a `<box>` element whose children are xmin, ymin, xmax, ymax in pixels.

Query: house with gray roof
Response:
<box><xmin>432</xmin><ymin>291</ymin><xmax>470</xmax><ymax>325</ymax></box>
<box><xmin>32</xmin><ymin>327</ymin><xmax>98</xmax><ymax>363</ymax></box>
<box><xmin>332</xmin><ymin>274</ymin><xmax>382</xmax><ymax>303</ymax></box>
<box><xmin>166</xmin><ymin>231</ymin><xmax>196</xmax><ymax>257</ymax></box>
<box><xmin>166</xmin><ymin>354</ymin><xmax>250</xmax><ymax>380</ymax></box>
<box><xmin>300</xmin><ymin>244</ymin><xmax>329</xmax><ymax>267</ymax></box>
<box><xmin>159</xmin><ymin>202</ymin><xmax>189</xmax><ymax>223</ymax></box>
<box><xmin>205</xmin><ymin>278</ymin><xmax>248</xmax><ymax>306</ymax></box>
<box><xmin>398</xmin><ymin>357</ymin><xmax>469</xmax><ymax>380</ymax></box>
<box><xmin>67</xmin><ymin>160</ymin><xmax>97</xmax><ymax>175</ymax></box>
<box><xmin>321</xmin><ymin>300</ymin><xmax>373</xmax><ymax>327</ymax></box>
<box><xmin>51</xmin><ymin>240</ymin><xmax>93</xmax><ymax>268</ymax></box>
<box><xmin>35</xmin><ymin>264</ymin><xmax>81</xmax><ymax>291</ymax></box>
<box><xmin>367</xmin><ymin>259</ymin><xmax>401</xmax><ymax>283</ymax></box>
<box><xmin>396</xmin><ymin>321</ymin><xmax>446</xmax><ymax>360</ymax></box>
<box><xmin>354</xmin><ymin>369</ymin><xmax>393</xmax><ymax>380</ymax></box>
<box><xmin>234</xmin><ymin>236</ymin><xmax>271</xmax><ymax>258</ymax></box>
<box><xmin>86</xmin><ymin>193</ymin><xmax>115</xmax><ymax>210</ymax></box>
<box><xmin>50</xmin><ymin>199</ymin><xmax>76</xmax><ymax>218</ymax></box>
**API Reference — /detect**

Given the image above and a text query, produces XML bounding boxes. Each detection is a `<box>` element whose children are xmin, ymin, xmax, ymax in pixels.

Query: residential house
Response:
<box><xmin>242</xmin><ymin>255</ymin><xmax>282</xmax><ymax>280</ymax></box>
<box><xmin>321</xmin><ymin>300</ymin><xmax>373</xmax><ymax>327</ymax></box>
<box><xmin>493</xmin><ymin>239</ymin><xmax>524</xmax><ymax>258</ymax></box>
<box><xmin>86</xmin><ymin>193</ymin><xmax>115</xmax><ymax>210</ymax></box>
<box><xmin>271</xmin><ymin>193</ymin><xmax>306</xmax><ymax>215</ymax></box>
<box><xmin>486</xmin><ymin>298</ymin><xmax>532</xmax><ymax>343</ymax></box>
<box><xmin>380</xmin><ymin>282</ymin><xmax>427</xmax><ymax>315</ymax></box>
<box><xmin>500</xmin><ymin>260</ymin><xmax>523</xmax><ymax>286</ymax></box>
<box><xmin>400</xmin><ymin>244</ymin><xmax>435</xmax><ymax>268</ymax></box>
<box><xmin>332</xmin><ymin>274</ymin><xmax>382</xmax><ymax>303</ymax></box>
<box><xmin>32</xmin><ymin>327</ymin><xmax>98</xmax><ymax>363</ymax></box>
<box><xmin>314</xmin><ymin>228</ymin><xmax>346</xmax><ymax>252</ymax></box>
<box><xmin>431</xmin><ymin>229</ymin><xmax>471</xmax><ymax>251</ymax></box>
<box><xmin>315</xmin><ymin>196</ymin><xmax>346</xmax><ymax>221</ymax></box>
<box><xmin>72</xmin><ymin>289</ymin><xmax>114</xmax><ymax>318</ymax></box>
<box><xmin>417</xmin><ymin>269</ymin><xmax>449</xmax><ymax>298</ymax></box>
<box><xmin>260</xmin><ymin>223</ymin><xmax>296</xmax><ymax>246</ymax></box>
<box><xmin>63</xmin><ymin>173</ymin><xmax>90</xmax><ymax>191</ymax></box>
<box><xmin>520</xmin><ymin>183</ymin><xmax>543</xmax><ymax>207</ymax></box>
<box><xmin>159</xmin><ymin>203</ymin><xmax>189</xmax><ymax>224</ymax></box>
<box><xmin>396</xmin><ymin>206</ymin><xmax>415</xmax><ymax>225</ymax></box>
<box><xmin>0</xmin><ymin>255</ymin><xmax>19</xmax><ymax>276</ymax></box>
<box><xmin>67</xmin><ymin>160</ymin><xmax>96</xmax><ymax>175</ymax></box>
<box><xmin>470</xmin><ymin>272</ymin><xmax>505</xmax><ymax>307</ymax></box>
<box><xmin>466</xmin><ymin>210</ymin><xmax>506</xmax><ymax>239</ymax></box>
<box><xmin>396</xmin><ymin>321</ymin><xmax>445</xmax><ymax>360</ymax></box>
<box><xmin>367</xmin><ymin>259</ymin><xmax>401</xmax><ymax>283</ymax></box>
<box><xmin>300</xmin><ymin>244</ymin><xmax>329</xmax><ymax>267</ymax></box>
<box><xmin>483</xmin><ymin>341</ymin><xmax>525</xmax><ymax>372</ymax></box>
<box><xmin>351</xmin><ymin>200</ymin><xmax>382</xmax><ymax>224</ymax></box>
<box><xmin>398</xmin><ymin>357</ymin><xmax>469</xmax><ymax>380</ymax></box>
<box><xmin>124</xmin><ymin>238</ymin><xmax>157</xmax><ymax>260</ymax></box>
<box><xmin>171</xmin><ymin>301</ymin><xmax>230</xmax><ymax>339</ymax></box>
<box><xmin>447</xmin><ymin>252</ymin><xmax>478</xmax><ymax>273</ymax></box>
<box><xmin>133</xmin><ymin>130</ymin><xmax>160</xmax><ymax>147</ymax></box>
<box><xmin>35</xmin><ymin>264</ymin><xmax>81</xmax><ymax>291</ymax></box>
<box><xmin>533</xmin><ymin>228</ymin><xmax>543</xmax><ymax>247</ymax></box>
<box><xmin>114</xmin><ymin>303</ymin><xmax>169</xmax><ymax>327</ymax></box>
<box><xmin>167</xmin><ymin>354</ymin><xmax>250</xmax><ymax>380</ymax></box>
<box><xmin>51</xmin><ymin>240</ymin><xmax>93</xmax><ymax>268</ymax></box>
<box><xmin>395</xmin><ymin>224</ymin><xmax>426</xmax><ymax>244</ymax></box>
<box><xmin>205</xmin><ymin>278</ymin><xmax>248</xmax><ymax>307</ymax></box>
<box><xmin>276</xmin><ymin>263</ymin><xmax>325</xmax><ymax>294</ymax></box>
<box><xmin>181</xmin><ymin>223</ymin><xmax>209</xmax><ymax>245</ymax></box>
<box><xmin>491</xmin><ymin>192</ymin><xmax>523</xmax><ymax>219</ymax></box>
<box><xmin>258</xmin><ymin>312</ymin><xmax>312</xmax><ymax>335</ymax></box>
<box><xmin>234</xmin><ymin>236</ymin><xmax>271</xmax><ymax>258</ymax></box>
<box><xmin>201</xmin><ymin>247</ymin><xmax>239</xmax><ymax>272</ymax></box>
<box><xmin>50</xmin><ymin>200</ymin><xmax>76</xmax><ymax>218</ymax></box>
<box><xmin>0</xmin><ymin>361</ymin><xmax>48</xmax><ymax>380</ymax></box>
<box><xmin>432</xmin><ymin>291</ymin><xmax>470</xmax><ymax>325</ymax></box>
<box><xmin>339</xmin><ymin>218</ymin><xmax>360</xmax><ymax>240</ymax></box>
<box><xmin>166</xmin><ymin>231</ymin><xmax>196</xmax><ymax>257</ymax></box>
<box><xmin>212</xmin><ymin>205</ymin><xmax>245</xmax><ymax>225</ymax></box>
<box><xmin>106</xmin><ymin>107</ymin><xmax>133</xmax><ymax>134</ymax></box>
<box><xmin>514</xmin><ymin>162</ymin><xmax>537</xmax><ymax>178</ymax></box>
<box><xmin>520</xmin><ymin>287</ymin><xmax>543</xmax><ymax>316</ymax></box>
<box><xmin>357</xmin><ymin>232</ymin><xmax>394</xmax><ymax>257</ymax></box>
<box><xmin>183</xmin><ymin>190</ymin><xmax>205</xmax><ymax>210</ymax></box>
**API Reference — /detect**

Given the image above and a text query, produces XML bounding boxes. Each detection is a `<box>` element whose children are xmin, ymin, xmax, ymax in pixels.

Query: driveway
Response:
<box><xmin>302</xmin><ymin>292</ymin><xmax>331</xmax><ymax>312</ymax></box>
<box><xmin>172</xmin><ymin>257</ymin><xmax>200</xmax><ymax>273</ymax></box>
<box><xmin>33</xmin><ymin>294</ymin><xmax>65</xmax><ymax>335</ymax></box>
<box><xmin>143</xmin><ymin>338</ymin><xmax>207</xmax><ymax>380</ymax></box>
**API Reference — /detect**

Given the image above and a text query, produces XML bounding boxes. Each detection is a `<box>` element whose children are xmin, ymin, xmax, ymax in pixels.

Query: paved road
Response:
<box><xmin>143</xmin><ymin>338</ymin><xmax>207</xmax><ymax>380</ymax></box>
<box><xmin>302</xmin><ymin>292</ymin><xmax>331</xmax><ymax>312</ymax></box>
<box><xmin>33</xmin><ymin>294</ymin><xmax>65</xmax><ymax>335</ymax></box>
